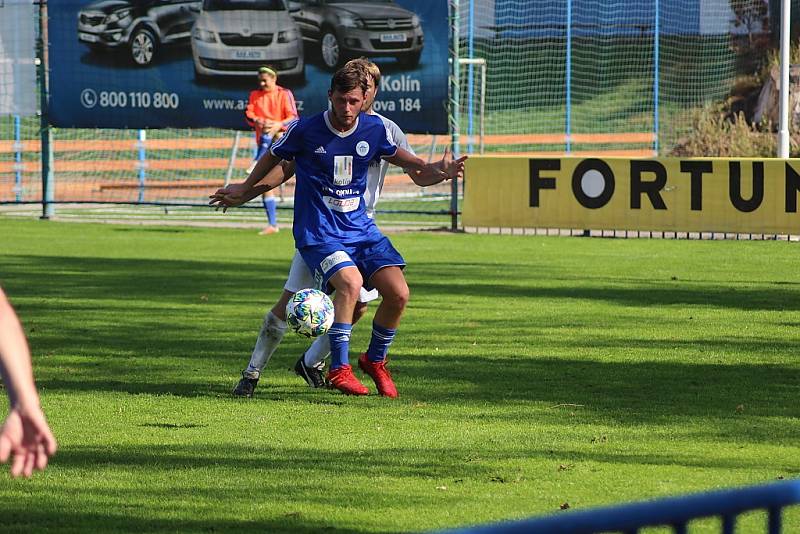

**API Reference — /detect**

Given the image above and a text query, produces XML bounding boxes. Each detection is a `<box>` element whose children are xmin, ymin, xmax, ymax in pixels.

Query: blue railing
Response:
<box><xmin>437</xmin><ymin>480</ymin><xmax>800</xmax><ymax>534</ymax></box>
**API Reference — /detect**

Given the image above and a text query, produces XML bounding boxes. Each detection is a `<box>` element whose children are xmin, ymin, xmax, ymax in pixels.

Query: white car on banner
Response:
<box><xmin>191</xmin><ymin>0</ymin><xmax>305</xmax><ymax>81</ymax></box>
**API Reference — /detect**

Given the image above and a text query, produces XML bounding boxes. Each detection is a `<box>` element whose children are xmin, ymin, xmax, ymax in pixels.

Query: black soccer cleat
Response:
<box><xmin>294</xmin><ymin>354</ymin><xmax>327</xmax><ymax>388</ymax></box>
<box><xmin>232</xmin><ymin>371</ymin><xmax>259</xmax><ymax>398</ymax></box>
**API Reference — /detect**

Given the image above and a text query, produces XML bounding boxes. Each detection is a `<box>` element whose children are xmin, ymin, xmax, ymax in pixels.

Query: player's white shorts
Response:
<box><xmin>283</xmin><ymin>251</ymin><xmax>379</xmax><ymax>303</ymax></box>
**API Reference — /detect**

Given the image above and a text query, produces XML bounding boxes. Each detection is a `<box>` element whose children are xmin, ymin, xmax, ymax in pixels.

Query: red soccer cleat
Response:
<box><xmin>358</xmin><ymin>353</ymin><xmax>398</xmax><ymax>398</ymax></box>
<box><xmin>327</xmin><ymin>364</ymin><xmax>369</xmax><ymax>396</ymax></box>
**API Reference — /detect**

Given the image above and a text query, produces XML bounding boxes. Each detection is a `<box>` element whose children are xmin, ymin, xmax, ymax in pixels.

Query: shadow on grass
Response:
<box><xmin>7</xmin><ymin>441</ymin><xmax>797</xmax><ymax>532</ymax></box>
<box><xmin>409</xmin><ymin>271</ymin><xmax>800</xmax><ymax>313</ymax></box>
<box><xmin>0</xmin><ymin>505</ymin><xmax>358</xmax><ymax>534</ymax></box>
<box><xmin>0</xmin><ymin>254</ymin><xmax>286</xmax><ymax>305</ymax></box>
<box><xmin>4</xmin><ymin>254</ymin><xmax>800</xmax><ymax>312</ymax></box>
<box><xmin>396</xmin><ymin>354</ymin><xmax>800</xmax><ymax>428</ymax></box>
<box><xmin>1</xmin><ymin>253</ymin><xmax>798</xmax><ymax>433</ymax></box>
<box><xmin>31</xmin><ymin>352</ymin><xmax>800</xmax><ymax>445</ymax></box>
<box><xmin>47</xmin><ymin>442</ymin><xmax>793</xmax><ymax>475</ymax></box>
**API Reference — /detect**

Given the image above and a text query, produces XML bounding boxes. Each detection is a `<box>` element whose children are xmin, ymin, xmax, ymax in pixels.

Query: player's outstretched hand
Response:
<box><xmin>0</xmin><ymin>403</ymin><xmax>57</xmax><ymax>478</ymax></box>
<box><xmin>440</xmin><ymin>146</ymin><xmax>468</xmax><ymax>181</ymax></box>
<box><xmin>209</xmin><ymin>183</ymin><xmax>250</xmax><ymax>213</ymax></box>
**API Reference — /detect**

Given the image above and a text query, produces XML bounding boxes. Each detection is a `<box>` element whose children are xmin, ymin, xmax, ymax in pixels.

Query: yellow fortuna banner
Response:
<box><xmin>463</xmin><ymin>156</ymin><xmax>800</xmax><ymax>234</ymax></box>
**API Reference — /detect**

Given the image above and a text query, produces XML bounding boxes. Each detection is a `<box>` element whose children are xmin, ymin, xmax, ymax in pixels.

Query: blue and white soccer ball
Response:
<box><xmin>286</xmin><ymin>288</ymin><xmax>335</xmax><ymax>338</ymax></box>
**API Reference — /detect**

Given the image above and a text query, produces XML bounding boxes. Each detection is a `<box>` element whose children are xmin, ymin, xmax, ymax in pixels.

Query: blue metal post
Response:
<box><xmin>467</xmin><ymin>0</ymin><xmax>474</xmax><ymax>154</ymax></box>
<box><xmin>768</xmin><ymin>506</ymin><xmax>782</xmax><ymax>534</ymax></box>
<box><xmin>566</xmin><ymin>0</ymin><xmax>572</xmax><ymax>153</ymax></box>
<box><xmin>654</xmin><ymin>0</ymin><xmax>660</xmax><ymax>155</ymax></box>
<box><xmin>38</xmin><ymin>1</ymin><xmax>54</xmax><ymax>219</ymax></box>
<box><xmin>137</xmin><ymin>129</ymin><xmax>146</xmax><ymax>203</ymax></box>
<box><xmin>14</xmin><ymin>115</ymin><xmax>22</xmax><ymax>202</ymax></box>
<box><xmin>450</xmin><ymin>0</ymin><xmax>460</xmax><ymax>231</ymax></box>
<box><xmin>721</xmin><ymin>514</ymin><xmax>736</xmax><ymax>534</ymax></box>
<box><xmin>436</xmin><ymin>479</ymin><xmax>800</xmax><ymax>534</ymax></box>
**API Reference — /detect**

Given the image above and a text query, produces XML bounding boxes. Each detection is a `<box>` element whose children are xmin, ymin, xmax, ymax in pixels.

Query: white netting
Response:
<box><xmin>457</xmin><ymin>0</ymin><xmax>739</xmax><ymax>155</ymax></box>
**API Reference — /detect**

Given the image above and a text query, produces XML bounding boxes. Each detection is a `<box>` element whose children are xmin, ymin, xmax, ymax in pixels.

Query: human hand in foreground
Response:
<box><xmin>209</xmin><ymin>183</ymin><xmax>251</xmax><ymax>212</ymax></box>
<box><xmin>266</xmin><ymin>123</ymin><xmax>283</xmax><ymax>139</ymax></box>
<box><xmin>0</xmin><ymin>402</ymin><xmax>57</xmax><ymax>478</ymax></box>
<box><xmin>440</xmin><ymin>146</ymin><xmax>468</xmax><ymax>181</ymax></box>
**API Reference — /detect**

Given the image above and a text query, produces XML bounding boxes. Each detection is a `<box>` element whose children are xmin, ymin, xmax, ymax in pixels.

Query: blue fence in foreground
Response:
<box><xmin>438</xmin><ymin>480</ymin><xmax>800</xmax><ymax>534</ymax></box>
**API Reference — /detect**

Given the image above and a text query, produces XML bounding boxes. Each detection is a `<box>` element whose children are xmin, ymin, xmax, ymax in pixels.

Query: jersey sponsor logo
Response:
<box><xmin>321</xmin><ymin>186</ymin><xmax>358</xmax><ymax>195</ymax></box>
<box><xmin>320</xmin><ymin>250</ymin><xmax>352</xmax><ymax>273</ymax></box>
<box><xmin>315</xmin><ymin>146</ymin><xmax>326</xmax><ymax>154</ymax></box>
<box><xmin>356</xmin><ymin>141</ymin><xmax>370</xmax><ymax>157</ymax></box>
<box><xmin>323</xmin><ymin>195</ymin><xmax>360</xmax><ymax>213</ymax></box>
<box><xmin>333</xmin><ymin>155</ymin><xmax>353</xmax><ymax>185</ymax></box>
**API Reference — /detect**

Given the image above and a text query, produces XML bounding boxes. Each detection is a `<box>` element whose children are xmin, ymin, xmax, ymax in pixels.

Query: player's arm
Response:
<box><xmin>387</xmin><ymin>129</ymin><xmax>454</xmax><ymax>186</ymax></box>
<box><xmin>244</xmin><ymin>159</ymin><xmax>296</xmax><ymax>200</ymax></box>
<box><xmin>0</xmin><ymin>287</ymin><xmax>57</xmax><ymax>478</ymax></box>
<box><xmin>405</xmin><ymin>146</ymin><xmax>465</xmax><ymax>186</ymax></box>
<box><xmin>245</xmin><ymin>92</ymin><xmax>259</xmax><ymax>127</ymax></box>
<box><xmin>209</xmin><ymin>158</ymin><xmax>294</xmax><ymax>211</ymax></box>
<box><xmin>243</xmin><ymin>150</ymin><xmax>282</xmax><ymax>189</ymax></box>
<box><xmin>254</xmin><ymin>160</ymin><xmax>295</xmax><ymax>193</ymax></box>
<box><xmin>281</xmin><ymin>91</ymin><xmax>299</xmax><ymax>129</ymax></box>
<box><xmin>0</xmin><ymin>291</ymin><xmax>38</xmax><ymax>409</ymax></box>
<box><xmin>385</xmin><ymin>147</ymin><xmax>467</xmax><ymax>183</ymax></box>
<box><xmin>210</xmin><ymin>117</ymin><xmax>300</xmax><ymax>210</ymax></box>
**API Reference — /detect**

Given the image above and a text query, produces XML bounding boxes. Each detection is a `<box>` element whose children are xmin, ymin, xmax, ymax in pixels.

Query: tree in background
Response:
<box><xmin>731</xmin><ymin>0</ymin><xmax>769</xmax><ymax>44</ymax></box>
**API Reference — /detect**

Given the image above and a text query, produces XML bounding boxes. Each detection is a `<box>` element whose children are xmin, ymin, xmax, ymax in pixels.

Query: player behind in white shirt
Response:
<box><xmin>211</xmin><ymin>59</ymin><xmax>463</xmax><ymax>397</ymax></box>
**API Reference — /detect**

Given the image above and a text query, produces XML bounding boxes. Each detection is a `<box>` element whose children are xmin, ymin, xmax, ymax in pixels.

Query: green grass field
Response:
<box><xmin>0</xmin><ymin>218</ymin><xmax>799</xmax><ymax>533</ymax></box>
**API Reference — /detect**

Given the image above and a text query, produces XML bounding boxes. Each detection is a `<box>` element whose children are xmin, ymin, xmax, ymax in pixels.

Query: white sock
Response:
<box><xmin>304</xmin><ymin>334</ymin><xmax>331</xmax><ymax>368</ymax></box>
<box><xmin>245</xmin><ymin>311</ymin><xmax>287</xmax><ymax>377</ymax></box>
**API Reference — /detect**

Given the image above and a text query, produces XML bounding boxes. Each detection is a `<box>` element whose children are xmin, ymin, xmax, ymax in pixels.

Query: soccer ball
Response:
<box><xmin>286</xmin><ymin>288</ymin><xmax>335</xmax><ymax>338</ymax></box>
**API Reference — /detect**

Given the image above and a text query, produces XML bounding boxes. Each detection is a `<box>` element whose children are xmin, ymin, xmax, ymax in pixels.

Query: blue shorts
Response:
<box><xmin>299</xmin><ymin>236</ymin><xmax>405</xmax><ymax>292</ymax></box>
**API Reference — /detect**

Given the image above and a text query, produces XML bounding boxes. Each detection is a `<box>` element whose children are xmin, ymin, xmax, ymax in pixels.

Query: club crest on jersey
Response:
<box><xmin>356</xmin><ymin>141</ymin><xmax>370</xmax><ymax>157</ymax></box>
<box><xmin>333</xmin><ymin>155</ymin><xmax>353</xmax><ymax>186</ymax></box>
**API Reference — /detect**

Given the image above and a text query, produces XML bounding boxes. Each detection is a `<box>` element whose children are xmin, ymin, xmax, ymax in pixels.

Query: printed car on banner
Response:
<box><xmin>289</xmin><ymin>0</ymin><xmax>424</xmax><ymax>70</ymax></box>
<box><xmin>191</xmin><ymin>0</ymin><xmax>305</xmax><ymax>82</ymax></box>
<box><xmin>51</xmin><ymin>0</ymin><xmax>448</xmax><ymax>133</ymax></box>
<box><xmin>78</xmin><ymin>0</ymin><xmax>202</xmax><ymax>66</ymax></box>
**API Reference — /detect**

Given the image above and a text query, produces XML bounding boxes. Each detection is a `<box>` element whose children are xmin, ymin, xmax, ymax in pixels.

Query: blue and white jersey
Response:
<box><xmin>364</xmin><ymin>113</ymin><xmax>414</xmax><ymax>219</ymax></box>
<box><xmin>271</xmin><ymin>110</ymin><xmax>398</xmax><ymax>248</ymax></box>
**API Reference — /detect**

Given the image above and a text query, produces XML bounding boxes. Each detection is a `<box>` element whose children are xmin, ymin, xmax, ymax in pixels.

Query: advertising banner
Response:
<box><xmin>0</xmin><ymin>0</ymin><xmax>37</xmax><ymax>116</ymax></box>
<box><xmin>464</xmin><ymin>156</ymin><xmax>800</xmax><ymax>235</ymax></box>
<box><xmin>48</xmin><ymin>0</ymin><xmax>448</xmax><ymax>133</ymax></box>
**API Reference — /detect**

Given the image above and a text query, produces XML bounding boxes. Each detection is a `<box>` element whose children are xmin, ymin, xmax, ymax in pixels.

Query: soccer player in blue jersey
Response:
<box><xmin>213</xmin><ymin>63</ymin><xmax>465</xmax><ymax>396</ymax></box>
<box><xmin>215</xmin><ymin>59</ymin><xmax>459</xmax><ymax>398</ymax></box>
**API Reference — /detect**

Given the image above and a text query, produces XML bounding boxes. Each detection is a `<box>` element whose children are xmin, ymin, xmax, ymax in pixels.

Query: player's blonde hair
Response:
<box><xmin>345</xmin><ymin>57</ymin><xmax>381</xmax><ymax>87</ymax></box>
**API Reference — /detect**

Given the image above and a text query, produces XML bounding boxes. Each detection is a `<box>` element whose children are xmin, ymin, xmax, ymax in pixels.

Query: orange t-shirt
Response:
<box><xmin>245</xmin><ymin>85</ymin><xmax>298</xmax><ymax>140</ymax></box>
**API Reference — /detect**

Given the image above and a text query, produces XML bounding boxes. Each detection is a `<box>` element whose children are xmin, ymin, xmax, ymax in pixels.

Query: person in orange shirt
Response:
<box><xmin>245</xmin><ymin>66</ymin><xmax>298</xmax><ymax>235</ymax></box>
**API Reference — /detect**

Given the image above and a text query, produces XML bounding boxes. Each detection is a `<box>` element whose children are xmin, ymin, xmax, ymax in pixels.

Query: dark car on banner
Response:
<box><xmin>289</xmin><ymin>0</ymin><xmax>424</xmax><ymax>70</ymax></box>
<box><xmin>77</xmin><ymin>0</ymin><xmax>202</xmax><ymax>67</ymax></box>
